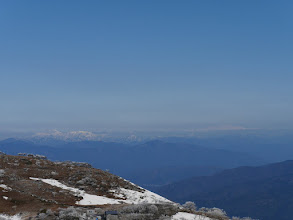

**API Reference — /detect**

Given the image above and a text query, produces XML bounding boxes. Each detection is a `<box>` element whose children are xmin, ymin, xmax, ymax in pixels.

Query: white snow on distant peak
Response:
<box><xmin>29</xmin><ymin>177</ymin><xmax>172</xmax><ymax>205</ymax></box>
<box><xmin>0</xmin><ymin>214</ymin><xmax>21</xmax><ymax>220</ymax></box>
<box><xmin>33</xmin><ymin>129</ymin><xmax>99</xmax><ymax>141</ymax></box>
<box><xmin>171</xmin><ymin>212</ymin><xmax>212</xmax><ymax>220</ymax></box>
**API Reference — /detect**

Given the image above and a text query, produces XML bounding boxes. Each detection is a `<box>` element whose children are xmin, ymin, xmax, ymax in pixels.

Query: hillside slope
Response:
<box><xmin>0</xmin><ymin>153</ymin><xmax>171</xmax><ymax>216</ymax></box>
<box><xmin>0</xmin><ymin>153</ymin><xmax>236</xmax><ymax>220</ymax></box>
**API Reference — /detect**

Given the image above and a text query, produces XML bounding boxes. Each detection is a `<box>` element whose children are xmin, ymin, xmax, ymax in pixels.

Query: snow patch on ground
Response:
<box><xmin>30</xmin><ymin>178</ymin><xmax>121</xmax><ymax>205</ymax></box>
<box><xmin>2</xmin><ymin>196</ymin><xmax>8</xmax><ymax>200</ymax></box>
<box><xmin>171</xmin><ymin>212</ymin><xmax>212</xmax><ymax>220</ymax></box>
<box><xmin>0</xmin><ymin>214</ymin><xmax>21</xmax><ymax>220</ymax></box>
<box><xmin>77</xmin><ymin>193</ymin><xmax>121</xmax><ymax>205</ymax></box>
<box><xmin>110</xmin><ymin>188</ymin><xmax>172</xmax><ymax>204</ymax></box>
<box><xmin>0</xmin><ymin>184</ymin><xmax>12</xmax><ymax>191</ymax></box>
<box><xmin>30</xmin><ymin>177</ymin><xmax>172</xmax><ymax>205</ymax></box>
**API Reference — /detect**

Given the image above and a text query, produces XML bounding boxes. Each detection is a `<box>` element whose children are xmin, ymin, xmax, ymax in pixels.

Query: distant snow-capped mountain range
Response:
<box><xmin>33</xmin><ymin>130</ymin><xmax>101</xmax><ymax>141</ymax></box>
<box><xmin>29</xmin><ymin>129</ymin><xmax>145</xmax><ymax>145</ymax></box>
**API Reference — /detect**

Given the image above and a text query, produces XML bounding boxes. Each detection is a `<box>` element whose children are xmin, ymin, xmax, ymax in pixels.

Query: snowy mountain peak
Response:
<box><xmin>32</xmin><ymin>130</ymin><xmax>100</xmax><ymax>142</ymax></box>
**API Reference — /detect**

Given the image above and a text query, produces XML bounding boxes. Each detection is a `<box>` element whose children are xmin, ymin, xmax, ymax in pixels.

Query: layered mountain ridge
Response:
<box><xmin>156</xmin><ymin>160</ymin><xmax>293</xmax><ymax>220</ymax></box>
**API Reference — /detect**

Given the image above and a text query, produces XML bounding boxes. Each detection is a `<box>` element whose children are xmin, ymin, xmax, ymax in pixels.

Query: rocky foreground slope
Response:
<box><xmin>0</xmin><ymin>153</ymin><xmax>250</xmax><ymax>220</ymax></box>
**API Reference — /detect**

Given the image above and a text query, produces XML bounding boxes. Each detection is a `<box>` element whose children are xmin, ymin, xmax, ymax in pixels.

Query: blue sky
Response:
<box><xmin>0</xmin><ymin>0</ymin><xmax>292</xmax><ymax>131</ymax></box>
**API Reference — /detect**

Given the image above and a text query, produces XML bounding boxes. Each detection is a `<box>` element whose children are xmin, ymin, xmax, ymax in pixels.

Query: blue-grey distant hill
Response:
<box><xmin>155</xmin><ymin>160</ymin><xmax>293</xmax><ymax>220</ymax></box>
<box><xmin>0</xmin><ymin>139</ymin><xmax>264</xmax><ymax>185</ymax></box>
<box><xmin>160</xmin><ymin>133</ymin><xmax>293</xmax><ymax>162</ymax></box>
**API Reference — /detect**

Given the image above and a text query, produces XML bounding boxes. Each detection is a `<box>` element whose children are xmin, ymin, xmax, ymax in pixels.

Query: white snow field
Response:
<box><xmin>109</xmin><ymin>187</ymin><xmax>171</xmax><ymax>204</ymax></box>
<box><xmin>30</xmin><ymin>177</ymin><xmax>171</xmax><ymax>205</ymax></box>
<box><xmin>171</xmin><ymin>212</ymin><xmax>212</xmax><ymax>220</ymax></box>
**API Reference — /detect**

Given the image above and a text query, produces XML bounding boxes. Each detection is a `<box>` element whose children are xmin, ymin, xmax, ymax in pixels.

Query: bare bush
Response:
<box><xmin>0</xmin><ymin>169</ymin><xmax>5</xmax><ymax>177</ymax></box>
<box><xmin>182</xmin><ymin>201</ymin><xmax>197</xmax><ymax>212</ymax></box>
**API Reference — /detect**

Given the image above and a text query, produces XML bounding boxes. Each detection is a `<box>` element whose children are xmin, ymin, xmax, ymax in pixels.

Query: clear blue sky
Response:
<box><xmin>0</xmin><ymin>0</ymin><xmax>292</xmax><ymax>131</ymax></box>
